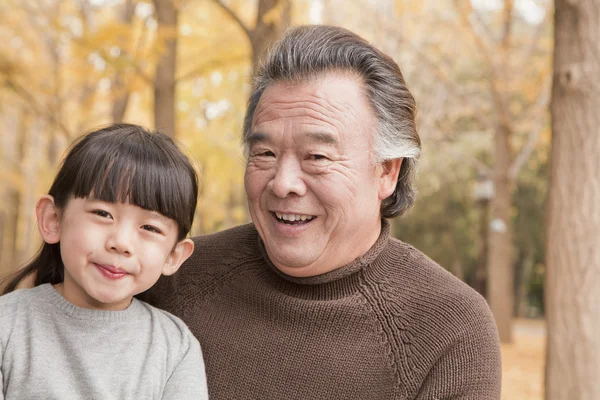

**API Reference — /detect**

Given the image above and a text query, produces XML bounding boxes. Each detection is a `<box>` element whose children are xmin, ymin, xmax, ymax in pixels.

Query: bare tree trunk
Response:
<box><xmin>487</xmin><ymin>121</ymin><xmax>514</xmax><ymax>343</ymax></box>
<box><xmin>0</xmin><ymin>105</ymin><xmax>21</xmax><ymax>275</ymax></box>
<box><xmin>21</xmin><ymin>119</ymin><xmax>43</xmax><ymax>260</ymax></box>
<box><xmin>474</xmin><ymin>197</ymin><xmax>490</xmax><ymax>298</ymax></box>
<box><xmin>513</xmin><ymin>248</ymin><xmax>527</xmax><ymax>318</ymax></box>
<box><xmin>112</xmin><ymin>0</ymin><xmax>136</xmax><ymax>123</ymax></box>
<box><xmin>251</xmin><ymin>0</ymin><xmax>291</xmax><ymax>74</ymax></box>
<box><xmin>153</xmin><ymin>0</ymin><xmax>178</xmax><ymax>137</ymax></box>
<box><xmin>545</xmin><ymin>1</ymin><xmax>600</xmax><ymax>399</ymax></box>
<box><xmin>8</xmin><ymin>111</ymin><xmax>29</xmax><ymax>269</ymax></box>
<box><xmin>213</xmin><ymin>0</ymin><xmax>291</xmax><ymax>77</ymax></box>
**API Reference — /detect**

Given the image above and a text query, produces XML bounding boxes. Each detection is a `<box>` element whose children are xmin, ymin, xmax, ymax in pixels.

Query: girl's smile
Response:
<box><xmin>93</xmin><ymin>263</ymin><xmax>130</xmax><ymax>280</ymax></box>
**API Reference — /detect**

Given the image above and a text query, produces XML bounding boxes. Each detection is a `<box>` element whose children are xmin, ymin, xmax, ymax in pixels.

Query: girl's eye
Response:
<box><xmin>92</xmin><ymin>210</ymin><xmax>112</xmax><ymax>219</ymax></box>
<box><xmin>142</xmin><ymin>225</ymin><xmax>163</xmax><ymax>234</ymax></box>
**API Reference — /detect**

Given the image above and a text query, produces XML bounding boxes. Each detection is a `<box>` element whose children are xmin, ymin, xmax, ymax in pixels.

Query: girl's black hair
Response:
<box><xmin>2</xmin><ymin>123</ymin><xmax>198</xmax><ymax>294</ymax></box>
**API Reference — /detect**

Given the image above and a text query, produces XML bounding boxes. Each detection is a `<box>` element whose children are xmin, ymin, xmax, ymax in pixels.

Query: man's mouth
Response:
<box><xmin>273</xmin><ymin>212</ymin><xmax>316</xmax><ymax>225</ymax></box>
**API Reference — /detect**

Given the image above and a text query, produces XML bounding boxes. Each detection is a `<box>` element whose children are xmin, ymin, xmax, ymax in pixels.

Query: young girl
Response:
<box><xmin>0</xmin><ymin>124</ymin><xmax>208</xmax><ymax>399</ymax></box>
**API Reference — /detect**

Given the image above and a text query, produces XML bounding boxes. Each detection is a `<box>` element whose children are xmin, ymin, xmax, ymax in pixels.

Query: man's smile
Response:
<box><xmin>273</xmin><ymin>211</ymin><xmax>317</xmax><ymax>225</ymax></box>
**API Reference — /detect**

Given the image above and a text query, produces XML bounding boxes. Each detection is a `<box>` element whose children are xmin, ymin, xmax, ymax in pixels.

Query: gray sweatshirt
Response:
<box><xmin>0</xmin><ymin>284</ymin><xmax>208</xmax><ymax>399</ymax></box>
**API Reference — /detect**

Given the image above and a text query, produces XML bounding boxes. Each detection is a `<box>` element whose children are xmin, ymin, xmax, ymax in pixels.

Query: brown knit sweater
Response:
<box><xmin>144</xmin><ymin>221</ymin><xmax>501</xmax><ymax>399</ymax></box>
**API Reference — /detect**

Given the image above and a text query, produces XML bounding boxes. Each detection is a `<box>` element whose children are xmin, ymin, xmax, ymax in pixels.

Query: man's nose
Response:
<box><xmin>268</xmin><ymin>157</ymin><xmax>307</xmax><ymax>198</ymax></box>
<box><xmin>107</xmin><ymin>225</ymin><xmax>133</xmax><ymax>256</ymax></box>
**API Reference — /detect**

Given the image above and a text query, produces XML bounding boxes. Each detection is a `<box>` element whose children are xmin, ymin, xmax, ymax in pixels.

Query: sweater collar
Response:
<box><xmin>259</xmin><ymin>219</ymin><xmax>391</xmax><ymax>286</ymax></box>
<box><xmin>38</xmin><ymin>283</ymin><xmax>145</xmax><ymax>322</ymax></box>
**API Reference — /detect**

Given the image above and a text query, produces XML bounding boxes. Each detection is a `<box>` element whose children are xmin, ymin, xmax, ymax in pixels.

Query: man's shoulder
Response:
<box><xmin>380</xmin><ymin>238</ymin><xmax>494</xmax><ymax>332</ymax></box>
<box><xmin>141</xmin><ymin>223</ymin><xmax>262</xmax><ymax>310</ymax></box>
<box><xmin>388</xmin><ymin>237</ymin><xmax>478</xmax><ymax>293</ymax></box>
<box><xmin>191</xmin><ymin>223</ymin><xmax>258</xmax><ymax>252</ymax></box>
<box><xmin>186</xmin><ymin>223</ymin><xmax>261</xmax><ymax>269</ymax></box>
<box><xmin>367</xmin><ymin>239</ymin><xmax>499</xmax><ymax>383</ymax></box>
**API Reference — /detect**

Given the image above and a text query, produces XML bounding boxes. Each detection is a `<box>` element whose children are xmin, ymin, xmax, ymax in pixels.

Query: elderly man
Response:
<box><xmin>146</xmin><ymin>25</ymin><xmax>501</xmax><ymax>399</ymax></box>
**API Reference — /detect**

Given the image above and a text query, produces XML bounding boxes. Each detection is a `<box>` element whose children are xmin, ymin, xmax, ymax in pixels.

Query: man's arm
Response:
<box><xmin>415</xmin><ymin>297</ymin><xmax>502</xmax><ymax>400</ymax></box>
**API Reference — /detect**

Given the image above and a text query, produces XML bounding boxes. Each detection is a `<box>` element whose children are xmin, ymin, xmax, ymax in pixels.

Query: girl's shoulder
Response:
<box><xmin>136</xmin><ymin>299</ymin><xmax>196</xmax><ymax>337</ymax></box>
<box><xmin>0</xmin><ymin>285</ymin><xmax>37</xmax><ymax>308</ymax></box>
<box><xmin>0</xmin><ymin>284</ymin><xmax>50</xmax><ymax>307</ymax></box>
<box><xmin>0</xmin><ymin>285</ymin><xmax>53</xmax><ymax>327</ymax></box>
<box><xmin>134</xmin><ymin>299</ymin><xmax>200</xmax><ymax>354</ymax></box>
<box><xmin>0</xmin><ymin>286</ymin><xmax>41</xmax><ymax>344</ymax></box>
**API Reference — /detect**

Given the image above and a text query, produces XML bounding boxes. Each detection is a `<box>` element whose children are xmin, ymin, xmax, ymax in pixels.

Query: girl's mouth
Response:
<box><xmin>94</xmin><ymin>263</ymin><xmax>129</xmax><ymax>280</ymax></box>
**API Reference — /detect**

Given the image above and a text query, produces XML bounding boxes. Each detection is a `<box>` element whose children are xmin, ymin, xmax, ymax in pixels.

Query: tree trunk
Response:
<box><xmin>153</xmin><ymin>0</ymin><xmax>178</xmax><ymax>137</ymax></box>
<box><xmin>8</xmin><ymin>111</ymin><xmax>29</xmax><ymax>269</ymax></box>
<box><xmin>111</xmin><ymin>0</ymin><xmax>136</xmax><ymax>123</ymax></box>
<box><xmin>486</xmin><ymin>121</ymin><xmax>514</xmax><ymax>343</ymax></box>
<box><xmin>474</xmin><ymin>198</ymin><xmax>490</xmax><ymax>298</ymax></box>
<box><xmin>251</xmin><ymin>0</ymin><xmax>291</xmax><ymax>74</ymax></box>
<box><xmin>0</xmin><ymin>105</ymin><xmax>21</xmax><ymax>275</ymax></box>
<box><xmin>513</xmin><ymin>247</ymin><xmax>527</xmax><ymax>318</ymax></box>
<box><xmin>545</xmin><ymin>1</ymin><xmax>600</xmax><ymax>399</ymax></box>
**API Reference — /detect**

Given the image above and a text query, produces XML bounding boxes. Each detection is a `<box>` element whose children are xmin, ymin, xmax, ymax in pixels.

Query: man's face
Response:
<box><xmin>245</xmin><ymin>73</ymin><xmax>396</xmax><ymax>277</ymax></box>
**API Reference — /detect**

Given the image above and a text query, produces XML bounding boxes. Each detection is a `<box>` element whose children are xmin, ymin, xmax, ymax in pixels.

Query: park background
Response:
<box><xmin>1</xmin><ymin>1</ymin><xmax>598</xmax><ymax>399</ymax></box>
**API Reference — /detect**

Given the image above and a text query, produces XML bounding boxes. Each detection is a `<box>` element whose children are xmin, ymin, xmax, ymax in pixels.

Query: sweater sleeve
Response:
<box><xmin>415</xmin><ymin>296</ymin><xmax>502</xmax><ymax>400</ymax></box>
<box><xmin>0</xmin><ymin>292</ymin><xmax>19</xmax><ymax>400</ymax></box>
<box><xmin>0</xmin><ymin>349</ymin><xmax>4</xmax><ymax>400</ymax></box>
<box><xmin>162</xmin><ymin>333</ymin><xmax>208</xmax><ymax>399</ymax></box>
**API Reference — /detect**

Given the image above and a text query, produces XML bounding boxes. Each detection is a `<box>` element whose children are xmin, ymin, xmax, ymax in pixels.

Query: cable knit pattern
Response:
<box><xmin>143</xmin><ymin>220</ymin><xmax>501</xmax><ymax>399</ymax></box>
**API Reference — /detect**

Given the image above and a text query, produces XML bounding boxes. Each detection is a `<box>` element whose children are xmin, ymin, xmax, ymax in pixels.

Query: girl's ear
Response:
<box><xmin>378</xmin><ymin>158</ymin><xmax>403</xmax><ymax>200</ymax></box>
<box><xmin>37</xmin><ymin>195</ymin><xmax>61</xmax><ymax>244</ymax></box>
<box><xmin>162</xmin><ymin>239</ymin><xmax>194</xmax><ymax>276</ymax></box>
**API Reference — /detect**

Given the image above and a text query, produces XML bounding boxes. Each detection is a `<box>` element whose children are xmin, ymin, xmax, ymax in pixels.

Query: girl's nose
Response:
<box><xmin>106</xmin><ymin>226</ymin><xmax>133</xmax><ymax>256</ymax></box>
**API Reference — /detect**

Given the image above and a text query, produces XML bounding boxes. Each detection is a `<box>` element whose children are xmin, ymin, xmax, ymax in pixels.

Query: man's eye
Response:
<box><xmin>92</xmin><ymin>210</ymin><xmax>112</xmax><ymax>219</ymax></box>
<box><xmin>310</xmin><ymin>154</ymin><xmax>328</xmax><ymax>161</ymax></box>
<box><xmin>260</xmin><ymin>151</ymin><xmax>275</xmax><ymax>157</ymax></box>
<box><xmin>142</xmin><ymin>225</ymin><xmax>162</xmax><ymax>234</ymax></box>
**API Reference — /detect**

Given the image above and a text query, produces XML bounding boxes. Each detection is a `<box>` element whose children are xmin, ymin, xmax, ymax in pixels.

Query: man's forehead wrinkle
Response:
<box><xmin>257</xmin><ymin>88</ymin><xmax>355</xmax><ymax>118</ymax></box>
<box><xmin>253</xmin><ymin>105</ymin><xmax>341</xmax><ymax>134</ymax></box>
<box><xmin>254</xmin><ymin>95</ymin><xmax>359</xmax><ymax>132</ymax></box>
<box><xmin>304</xmin><ymin>92</ymin><xmax>351</xmax><ymax>116</ymax></box>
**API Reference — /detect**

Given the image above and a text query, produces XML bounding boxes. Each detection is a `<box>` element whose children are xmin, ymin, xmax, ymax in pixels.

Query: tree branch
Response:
<box><xmin>5</xmin><ymin>78</ymin><xmax>73</xmax><ymax>139</ymax></box>
<box><xmin>453</xmin><ymin>0</ymin><xmax>506</xmax><ymax>118</ymax></box>
<box><xmin>383</xmin><ymin>23</ymin><xmax>492</xmax><ymax>129</ymax></box>
<box><xmin>508</xmin><ymin>77</ymin><xmax>551</xmax><ymax>179</ymax></box>
<box><xmin>176</xmin><ymin>53</ymin><xmax>249</xmax><ymax>82</ymax></box>
<box><xmin>500</xmin><ymin>0</ymin><xmax>515</xmax><ymax>49</ymax></box>
<box><xmin>470</xmin><ymin>4</ymin><xmax>497</xmax><ymax>45</ymax></box>
<box><xmin>429</xmin><ymin>133</ymin><xmax>493</xmax><ymax>176</ymax></box>
<box><xmin>521</xmin><ymin>2</ymin><xmax>550</xmax><ymax>63</ymax></box>
<box><xmin>212</xmin><ymin>0</ymin><xmax>253</xmax><ymax>40</ymax></box>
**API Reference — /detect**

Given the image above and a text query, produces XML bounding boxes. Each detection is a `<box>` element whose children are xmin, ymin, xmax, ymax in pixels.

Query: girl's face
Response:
<box><xmin>37</xmin><ymin>196</ymin><xmax>193</xmax><ymax>310</ymax></box>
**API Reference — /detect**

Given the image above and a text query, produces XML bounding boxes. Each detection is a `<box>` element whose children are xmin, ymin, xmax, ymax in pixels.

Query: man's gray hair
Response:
<box><xmin>243</xmin><ymin>25</ymin><xmax>421</xmax><ymax>218</ymax></box>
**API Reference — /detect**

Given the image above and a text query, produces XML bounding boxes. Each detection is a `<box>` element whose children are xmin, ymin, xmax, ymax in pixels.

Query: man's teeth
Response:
<box><xmin>275</xmin><ymin>212</ymin><xmax>315</xmax><ymax>222</ymax></box>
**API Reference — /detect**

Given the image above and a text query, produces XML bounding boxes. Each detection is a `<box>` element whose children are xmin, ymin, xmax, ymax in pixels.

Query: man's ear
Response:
<box><xmin>378</xmin><ymin>158</ymin><xmax>403</xmax><ymax>200</ymax></box>
<box><xmin>37</xmin><ymin>195</ymin><xmax>61</xmax><ymax>244</ymax></box>
<box><xmin>162</xmin><ymin>239</ymin><xmax>194</xmax><ymax>276</ymax></box>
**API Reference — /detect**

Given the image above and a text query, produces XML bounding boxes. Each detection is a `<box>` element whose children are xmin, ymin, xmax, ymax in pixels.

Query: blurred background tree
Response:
<box><xmin>1</xmin><ymin>1</ymin><xmax>562</xmax><ymax>393</ymax></box>
<box><xmin>545</xmin><ymin>0</ymin><xmax>600</xmax><ymax>398</ymax></box>
<box><xmin>0</xmin><ymin>0</ymin><xmax>552</xmax><ymax>333</ymax></box>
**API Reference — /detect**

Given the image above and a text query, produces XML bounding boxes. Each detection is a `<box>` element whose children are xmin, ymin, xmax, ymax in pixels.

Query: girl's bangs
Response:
<box><xmin>67</xmin><ymin>133</ymin><xmax>195</xmax><ymax>235</ymax></box>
